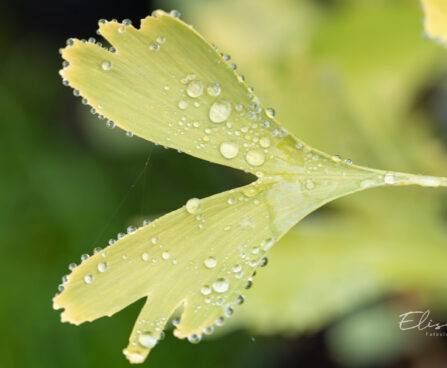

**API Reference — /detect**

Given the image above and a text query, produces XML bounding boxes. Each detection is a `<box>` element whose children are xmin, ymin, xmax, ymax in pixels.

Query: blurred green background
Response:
<box><xmin>1</xmin><ymin>0</ymin><xmax>447</xmax><ymax>367</ymax></box>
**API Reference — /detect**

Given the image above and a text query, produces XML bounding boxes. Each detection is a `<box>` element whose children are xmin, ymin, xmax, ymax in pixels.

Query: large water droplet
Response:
<box><xmin>204</xmin><ymin>257</ymin><xmax>217</xmax><ymax>269</ymax></box>
<box><xmin>213</xmin><ymin>278</ymin><xmax>230</xmax><ymax>293</ymax></box>
<box><xmin>219</xmin><ymin>142</ymin><xmax>239</xmax><ymax>159</ymax></box>
<box><xmin>186</xmin><ymin>80</ymin><xmax>204</xmax><ymax>98</ymax></box>
<box><xmin>209</xmin><ymin>100</ymin><xmax>231</xmax><ymax>123</ymax></box>
<box><xmin>245</xmin><ymin>150</ymin><xmax>265</xmax><ymax>166</ymax></box>
<box><xmin>186</xmin><ymin>198</ymin><xmax>201</xmax><ymax>214</ymax></box>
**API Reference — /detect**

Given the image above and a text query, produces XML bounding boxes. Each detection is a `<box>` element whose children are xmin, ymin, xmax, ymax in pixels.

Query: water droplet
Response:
<box><xmin>201</xmin><ymin>285</ymin><xmax>211</xmax><ymax>295</ymax></box>
<box><xmin>384</xmin><ymin>173</ymin><xmax>396</xmax><ymax>184</ymax></box>
<box><xmin>126</xmin><ymin>131</ymin><xmax>134</xmax><ymax>137</ymax></box>
<box><xmin>138</xmin><ymin>332</ymin><xmax>157</xmax><ymax>348</ymax></box>
<box><xmin>68</xmin><ymin>263</ymin><xmax>77</xmax><ymax>271</ymax></box>
<box><xmin>109</xmin><ymin>239</ymin><xmax>116</xmax><ymax>245</ymax></box>
<box><xmin>170</xmin><ymin>9</ymin><xmax>181</xmax><ymax>18</ymax></box>
<box><xmin>152</xmin><ymin>237</ymin><xmax>159</xmax><ymax>244</ymax></box>
<box><xmin>207</xmin><ymin>83</ymin><xmax>221</xmax><ymax>96</ymax></box>
<box><xmin>259</xmin><ymin>257</ymin><xmax>268</xmax><ymax>267</ymax></box>
<box><xmin>106</xmin><ymin>120</ymin><xmax>115</xmax><ymax>129</ymax></box>
<box><xmin>203</xmin><ymin>326</ymin><xmax>214</xmax><ymax>335</ymax></box>
<box><xmin>266</xmin><ymin>108</ymin><xmax>276</xmax><ymax>118</ymax></box>
<box><xmin>332</xmin><ymin>154</ymin><xmax>342</xmax><ymax>162</ymax></box>
<box><xmin>261</xmin><ymin>238</ymin><xmax>275</xmax><ymax>251</ymax></box>
<box><xmin>157</xmin><ymin>35</ymin><xmax>166</xmax><ymax>43</ymax></box>
<box><xmin>259</xmin><ymin>137</ymin><xmax>271</xmax><ymax>148</ymax></box>
<box><xmin>162</xmin><ymin>251</ymin><xmax>170</xmax><ymax>260</ymax></box>
<box><xmin>127</xmin><ymin>226</ymin><xmax>137</xmax><ymax>234</ymax></box>
<box><xmin>81</xmin><ymin>254</ymin><xmax>89</xmax><ymax>262</ymax></box>
<box><xmin>101</xmin><ymin>60</ymin><xmax>112</xmax><ymax>71</ymax></box>
<box><xmin>172</xmin><ymin>318</ymin><xmax>180</xmax><ymax>327</ymax></box>
<box><xmin>213</xmin><ymin>278</ymin><xmax>229</xmax><ymax>293</ymax></box>
<box><xmin>245</xmin><ymin>150</ymin><xmax>265</xmax><ymax>166</ymax></box>
<box><xmin>232</xmin><ymin>264</ymin><xmax>242</xmax><ymax>273</ymax></box>
<box><xmin>188</xmin><ymin>334</ymin><xmax>202</xmax><ymax>344</ymax></box>
<box><xmin>209</xmin><ymin>100</ymin><xmax>231</xmax><ymax>123</ymax></box>
<box><xmin>84</xmin><ymin>274</ymin><xmax>94</xmax><ymax>284</ymax></box>
<box><xmin>62</xmin><ymin>275</ymin><xmax>69</xmax><ymax>283</ymax></box>
<box><xmin>149</xmin><ymin>42</ymin><xmax>160</xmax><ymax>51</ymax></box>
<box><xmin>186</xmin><ymin>80</ymin><xmax>204</xmax><ymax>98</ymax></box>
<box><xmin>344</xmin><ymin>158</ymin><xmax>353</xmax><ymax>165</ymax></box>
<box><xmin>245</xmin><ymin>279</ymin><xmax>253</xmax><ymax>289</ymax></box>
<box><xmin>122</xmin><ymin>19</ymin><xmax>132</xmax><ymax>26</ymax></box>
<box><xmin>204</xmin><ymin>257</ymin><xmax>217</xmax><ymax>269</ymax></box>
<box><xmin>227</xmin><ymin>197</ymin><xmax>236</xmax><ymax>205</ymax></box>
<box><xmin>142</xmin><ymin>252</ymin><xmax>150</xmax><ymax>261</ymax></box>
<box><xmin>58</xmin><ymin>284</ymin><xmax>65</xmax><ymax>292</ymax></box>
<box><xmin>97</xmin><ymin>262</ymin><xmax>108</xmax><ymax>272</ymax></box>
<box><xmin>186</xmin><ymin>198</ymin><xmax>201</xmax><ymax>214</ymax></box>
<box><xmin>178</xmin><ymin>100</ymin><xmax>188</xmax><ymax>110</ymax></box>
<box><xmin>220</xmin><ymin>142</ymin><xmax>239</xmax><ymax>159</ymax></box>
<box><xmin>225</xmin><ymin>307</ymin><xmax>234</xmax><ymax>318</ymax></box>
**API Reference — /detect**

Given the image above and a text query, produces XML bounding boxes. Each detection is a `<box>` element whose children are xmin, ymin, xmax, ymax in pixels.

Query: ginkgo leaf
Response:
<box><xmin>53</xmin><ymin>10</ymin><xmax>447</xmax><ymax>363</ymax></box>
<box><xmin>421</xmin><ymin>0</ymin><xmax>447</xmax><ymax>44</ymax></box>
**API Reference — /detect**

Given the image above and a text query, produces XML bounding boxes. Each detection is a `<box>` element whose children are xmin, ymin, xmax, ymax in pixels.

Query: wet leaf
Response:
<box><xmin>54</xmin><ymin>10</ymin><xmax>447</xmax><ymax>363</ymax></box>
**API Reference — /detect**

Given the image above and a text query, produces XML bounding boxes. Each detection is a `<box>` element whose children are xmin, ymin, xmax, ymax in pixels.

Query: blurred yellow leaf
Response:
<box><xmin>422</xmin><ymin>0</ymin><xmax>447</xmax><ymax>44</ymax></box>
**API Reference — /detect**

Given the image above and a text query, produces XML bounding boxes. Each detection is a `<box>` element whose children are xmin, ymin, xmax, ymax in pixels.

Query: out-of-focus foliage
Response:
<box><xmin>422</xmin><ymin>0</ymin><xmax>447</xmax><ymax>44</ymax></box>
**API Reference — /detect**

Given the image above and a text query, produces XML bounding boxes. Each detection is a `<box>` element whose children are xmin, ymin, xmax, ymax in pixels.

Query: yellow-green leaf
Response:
<box><xmin>421</xmin><ymin>0</ymin><xmax>447</xmax><ymax>44</ymax></box>
<box><xmin>54</xmin><ymin>10</ymin><xmax>447</xmax><ymax>363</ymax></box>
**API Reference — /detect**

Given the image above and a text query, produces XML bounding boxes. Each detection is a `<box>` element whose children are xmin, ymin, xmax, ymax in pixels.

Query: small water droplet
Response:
<box><xmin>266</xmin><ymin>108</ymin><xmax>276</xmax><ymax>118</ymax></box>
<box><xmin>162</xmin><ymin>251</ymin><xmax>170</xmax><ymax>260</ymax></box>
<box><xmin>172</xmin><ymin>318</ymin><xmax>180</xmax><ymax>327</ymax></box>
<box><xmin>84</xmin><ymin>274</ymin><xmax>94</xmax><ymax>284</ymax></box>
<box><xmin>126</xmin><ymin>131</ymin><xmax>134</xmax><ymax>137</ymax></box>
<box><xmin>106</xmin><ymin>120</ymin><xmax>115</xmax><ymax>129</ymax></box>
<box><xmin>186</xmin><ymin>198</ymin><xmax>201</xmax><ymax>214</ymax></box>
<box><xmin>213</xmin><ymin>278</ymin><xmax>230</xmax><ymax>293</ymax></box>
<box><xmin>142</xmin><ymin>252</ymin><xmax>150</xmax><ymax>261</ymax></box>
<box><xmin>152</xmin><ymin>237</ymin><xmax>159</xmax><ymax>244</ymax></box>
<box><xmin>201</xmin><ymin>285</ymin><xmax>211</xmax><ymax>295</ymax></box>
<box><xmin>261</xmin><ymin>238</ymin><xmax>275</xmax><ymax>251</ymax></box>
<box><xmin>127</xmin><ymin>226</ymin><xmax>137</xmax><ymax>234</ymax></box>
<box><xmin>188</xmin><ymin>334</ymin><xmax>202</xmax><ymax>344</ymax></box>
<box><xmin>156</xmin><ymin>35</ymin><xmax>166</xmax><ymax>43</ymax></box>
<box><xmin>149</xmin><ymin>42</ymin><xmax>160</xmax><ymax>51</ymax></box>
<box><xmin>138</xmin><ymin>332</ymin><xmax>157</xmax><ymax>348</ymax></box>
<box><xmin>220</xmin><ymin>142</ymin><xmax>239</xmax><ymax>159</ymax></box>
<box><xmin>186</xmin><ymin>80</ymin><xmax>204</xmax><ymax>98</ymax></box>
<box><xmin>232</xmin><ymin>264</ymin><xmax>242</xmax><ymax>273</ymax></box>
<box><xmin>245</xmin><ymin>150</ymin><xmax>265</xmax><ymax>166</ymax></box>
<box><xmin>81</xmin><ymin>254</ymin><xmax>89</xmax><ymax>262</ymax></box>
<box><xmin>97</xmin><ymin>261</ymin><xmax>108</xmax><ymax>272</ymax></box>
<box><xmin>259</xmin><ymin>257</ymin><xmax>268</xmax><ymax>267</ymax></box>
<box><xmin>259</xmin><ymin>137</ymin><xmax>271</xmax><ymax>148</ymax></box>
<box><xmin>68</xmin><ymin>263</ymin><xmax>77</xmax><ymax>271</ymax></box>
<box><xmin>204</xmin><ymin>257</ymin><xmax>217</xmax><ymax>268</ymax></box>
<box><xmin>227</xmin><ymin>197</ymin><xmax>236</xmax><ymax>205</ymax></box>
<box><xmin>207</xmin><ymin>83</ymin><xmax>221</xmax><ymax>96</ymax></box>
<box><xmin>178</xmin><ymin>100</ymin><xmax>188</xmax><ymax>110</ymax></box>
<box><xmin>101</xmin><ymin>60</ymin><xmax>112</xmax><ymax>71</ymax></box>
<box><xmin>203</xmin><ymin>326</ymin><xmax>214</xmax><ymax>335</ymax></box>
<box><xmin>170</xmin><ymin>9</ymin><xmax>181</xmax><ymax>18</ymax></box>
<box><xmin>384</xmin><ymin>173</ymin><xmax>396</xmax><ymax>184</ymax></box>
